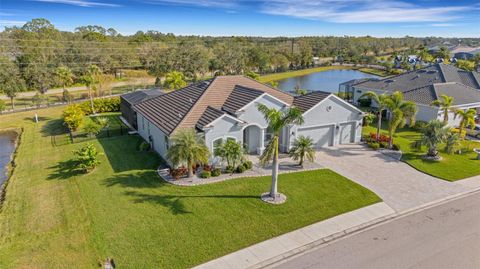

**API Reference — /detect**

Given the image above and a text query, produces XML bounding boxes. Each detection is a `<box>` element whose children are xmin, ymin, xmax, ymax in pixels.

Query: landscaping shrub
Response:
<box><xmin>203</xmin><ymin>164</ymin><xmax>212</xmax><ymax>172</ymax></box>
<box><xmin>0</xmin><ymin>99</ymin><xmax>5</xmax><ymax>112</ymax></box>
<box><xmin>413</xmin><ymin>120</ymin><xmax>428</xmax><ymax>131</ymax></box>
<box><xmin>74</xmin><ymin>143</ymin><xmax>101</xmax><ymax>173</ymax></box>
<box><xmin>368</xmin><ymin>132</ymin><xmax>390</xmax><ymax>143</ymax></box>
<box><xmin>63</xmin><ymin>104</ymin><xmax>85</xmax><ymax>131</ymax></box>
<box><xmin>379</xmin><ymin>142</ymin><xmax>388</xmax><ymax>148</ymax></box>
<box><xmin>170</xmin><ymin>167</ymin><xmax>187</xmax><ymax>180</ymax></box>
<box><xmin>242</xmin><ymin>160</ymin><xmax>253</xmax><ymax>170</ymax></box>
<box><xmin>392</xmin><ymin>144</ymin><xmax>401</xmax><ymax>151</ymax></box>
<box><xmin>368</xmin><ymin>142</ymin><xmax>380</xmax><ymax>150</ymax></box>
<box><xmin>235</xmin><ymin>165</ymin><xmax>246</xmax><ymax>173</ymax></box>
<box><xmin>225</xmin><ymin>165</ymin><xmax>234</xmax><ymax>174</ymax></box>
<box><xmin>79</xmin><ymin>97</ymin><xmax>120</xmax><ymax>115</ymax></box>
<box><xmin>138</xmin><ymin>141</ymin><xmax>151</xmax><ymax>151</ymax></box>
<box><xmin>211</xmin><ymin>168</ymin><xmax>221</xmax><ymax>177</ymax></box>
<box><xmin>83</xmin><ymin>119</ymin><xmax>102</xmax><ymax>137</ymax></box>
<box><xmin>199</xmin><ymin>170</ymin><xmax>211</xmax><ymax>179</ymax></box>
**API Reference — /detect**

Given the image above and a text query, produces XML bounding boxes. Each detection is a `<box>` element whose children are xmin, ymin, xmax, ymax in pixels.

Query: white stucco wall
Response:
<box><xmin>136</xmin><ymin>114</ymin><xmax>169</xmax><ymax>161</ymax></box>
<box><xmin>291</xmin><ymin>95</ymin><xmax>363</xmax><ymax>148</ymax></box>
<box><xmin>203</xmin><ymin>116</ymin><xmax>244</xmax><ymax>153</ymax></box>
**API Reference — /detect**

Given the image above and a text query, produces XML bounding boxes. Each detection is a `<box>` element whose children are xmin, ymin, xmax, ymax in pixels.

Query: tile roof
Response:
<box><xmin>121</xmin><ymin>89</ymin><xmax>163</xmax><ymax>105</ymax></box>
<box><xmin>133</xmin><ymin>81</ymin><xmax>211</xmax><ymax>135</ymax></box>
<box><xmin>195</xmin><ymin>106</ymin><xmax>226</xmax><ymax>129</ymax></box>
<box><xmin>222</xmin><ymin>85</ymin><xmax>264</xmax><ymax>114</ymax></box>
<box><xmin>402</xmin><ymin>86</ymin><xmax>437</xmax><ymax>105</ymax></box>
<box><xmin>293</xmin><ymin>91</ymin><xmax>331</xmax><ymax>113</ymax></box>
<box><xmin>134</xmin><ymin>76</ymin><xmax>334</xmax><ymax>136</ymax></box>
<box><xmin>433</xmin><ymin>83</ymin><xmax>480</xmax><ymax>106</ymax></box>
<box><xmin>354</xmin><ymin>63</ymin><xmax>480</xmax><ymax>93</ymax></box>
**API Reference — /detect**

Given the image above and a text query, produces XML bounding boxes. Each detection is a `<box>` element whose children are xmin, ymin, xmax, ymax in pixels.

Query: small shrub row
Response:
<box><xmin>367</xmin><ymin>141</ymin><xmax>400</xmax><ymax>151</ymax></box>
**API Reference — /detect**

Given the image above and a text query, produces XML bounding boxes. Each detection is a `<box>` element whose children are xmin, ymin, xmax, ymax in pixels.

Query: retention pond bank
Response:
<box><xmin>0</xmin><ymin>130</ymin><xmax>18</xmax><ymax>189</ymax></box>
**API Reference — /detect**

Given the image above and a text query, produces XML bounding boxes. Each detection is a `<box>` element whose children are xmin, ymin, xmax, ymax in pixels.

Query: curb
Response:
<box><xmin>257</xmin><ymin>186</ymin><xmax>480</xmax><ymax>269</ymax></box>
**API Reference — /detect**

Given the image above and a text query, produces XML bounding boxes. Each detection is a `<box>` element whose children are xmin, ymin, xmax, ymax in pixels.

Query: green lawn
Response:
<box><xmin>0</xmin><ymin>106</ymin><xmax>380</xmax><ymax>269</ymax></box>
<box><xmin>363</xmin><ymin>123</ymin><xmax>480</xmax><ymax>181</ymax></box>
<box><xmin>357</xmin><ymin>67</ymin><xmax>393</xmax><ymax>77</ymax></box>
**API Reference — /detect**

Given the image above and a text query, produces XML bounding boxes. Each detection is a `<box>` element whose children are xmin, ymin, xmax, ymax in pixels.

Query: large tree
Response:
<box><xmin>257</xmin><ymin>104</ymin><xmax>304</xmax><ymax>201</ymax></box>
<box><xmin>0</xmin><ymin>57</ymin><xmax>25</xmax><ymax>110</ymax></box>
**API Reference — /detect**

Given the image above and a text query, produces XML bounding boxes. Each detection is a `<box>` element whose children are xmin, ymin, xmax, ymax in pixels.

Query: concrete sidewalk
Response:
<box><xmin>193</xmin><ymin>202</ymin><xmax>395</xmax><ymax>269</ymax></box>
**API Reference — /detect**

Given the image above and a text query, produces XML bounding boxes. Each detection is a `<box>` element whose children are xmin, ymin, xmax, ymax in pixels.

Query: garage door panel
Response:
<box><xmin>339</xmin><ymin>122</ymin><xmax>355</xmax><ymax>144</ymax></box>
<box><xmin>297</xmin><ymin>125</ymin><xmax>334</xmax><ymax>148</ymax></box>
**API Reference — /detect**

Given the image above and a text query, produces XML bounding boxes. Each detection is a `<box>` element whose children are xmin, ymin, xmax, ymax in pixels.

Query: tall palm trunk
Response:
<box><xmin>187</xmin><ymin>161</ymin><xmax>194</xmax><ymax>178</ymax></box>
<box><xmin>376</xmin><ymin>110</ymin><xmax>382</xmax><ymax>140</ymax></box>
<box><xmin>270</xmin><ymin>137</ymin><xmax>279</xmax><ymax>198</ymax></box>
<box><xmin>443</xmin><ymin>109</ymin><xmax>448</xmax><ymax>124</ymax></box>
<box><xmin>10</xmin><ymin>97</ymin><xmax>14</xmax><ymax>110</ymax></box>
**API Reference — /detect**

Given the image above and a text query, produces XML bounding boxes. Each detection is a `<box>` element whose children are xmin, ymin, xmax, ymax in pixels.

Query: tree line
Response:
<box><xmin>1</xmin><ymin>18</ymin><xmax>479</xmax><ymax>98</ymax></box>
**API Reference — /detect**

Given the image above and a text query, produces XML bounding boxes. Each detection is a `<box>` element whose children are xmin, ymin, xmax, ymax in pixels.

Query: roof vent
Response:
<box><xmin>178</xmin><ymin>113</ymin><xmax>182</xmax><ymax>118</ymax></box>
<box><xmin>386</xmin><ymin>79</ymin><xmax>395</xmax><ymax>83</ymax></box>
<box><xmin>189</xmin><ymin>98</ymin><xmax>193</xmax><ymax>103</ymax></box>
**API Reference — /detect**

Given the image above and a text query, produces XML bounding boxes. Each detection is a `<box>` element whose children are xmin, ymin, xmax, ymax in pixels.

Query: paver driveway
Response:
<box><xmin>315</xmin><ymin>144</ymin><xmax>470</xmax><ymax>211</ymax></box>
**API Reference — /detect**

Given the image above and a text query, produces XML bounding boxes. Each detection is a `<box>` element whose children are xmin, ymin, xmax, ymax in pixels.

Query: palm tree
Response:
<box><xmin>359</xmin><ymin>91</ymin><xmax>389</xmax><ymax>140</ymax></box>
<box><xmin>289</xmin><ymin>135</ymin><xmax>315</xmax><ymax>167</ymax></box>
<box><xmin>257</xmin><ymin>104</ymin><xmax>304</xmax><ymax>200</ymax></box>
<box><xmin>163</xmin><ymin>71</ymin><xmax>187</xmax><ymax>90</ymax></box>
<box><xmin>384</xmin><ymin>91</ymin><xmax>417</xmax><ymax>148</ymax></box>
<box><xmin>167</xmin><ymin>128</ymin><xmax>210</xmax><ymax>178</ymax></box>
<box><xmin>421</xmin><ymin>120</ymin><xmax>448</xmax><ymax>157</ymax></box>
<box><xmin>455</xmin><ymin>109</ymin><xmax>476</xmax><ymax>138</ymax></box>
<box><xmin>83</xmin><ymin>65</ymin><xmax>102</xmax><ymax>114</ymax></box>
<box><xmin>418</xmin><ymin>48</ymin><xmax>433</xmax><ymax>63</ymax></box>
<box><xmin>431</xmin><ymin>94</ymin><xmax>455</xmax><ymax>124</ymax></box>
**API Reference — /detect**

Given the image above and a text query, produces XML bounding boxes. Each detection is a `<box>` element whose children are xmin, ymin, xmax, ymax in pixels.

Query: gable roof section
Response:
<box><xmin>433</xmin><ymin>83</ymin><xmax>480</xmax><ymax>106</ymax></box>
<box><xmin>293</xmin><ymin>91</ymin><xmax>331</xmax><ymax>113</ymax></box>
<box><xmin>222</xmin><ymin>85</ymin><xmax>264</xmax><ymax>114</ymax></box>
<box><xmin>121</xmin><ymin>89</ymin><xmax>163</xmax><ymax>105</ymax></box>
<box><xmin>133</xmin><ymin>81</ymin><xmax>211</xmax><ymax>135</ymax></box>
<box><xmin>195</xmin><ymin>106</ymin><xmax>226</xmax><ymax>130</ymax></box>
<box><xmin>402</xmin><ymin>85</ymin><xmax>437</xmax><ymax>105</ymax></box>
<box><xmin>174</xmin><ymin>76</ymin><xmax>294</xmax><ymax>134</ymax></box>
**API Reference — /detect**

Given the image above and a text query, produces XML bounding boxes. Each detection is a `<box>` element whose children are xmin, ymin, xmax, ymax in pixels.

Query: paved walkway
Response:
<box><xmin>193</xmin><ymin>202</ymin><xmax>395</xmax><ymax>269</ymax></box>
<box><xmin>315</xmin><ymin>144</ymin><xmax>471</xmax><ymax>211</ymax></box>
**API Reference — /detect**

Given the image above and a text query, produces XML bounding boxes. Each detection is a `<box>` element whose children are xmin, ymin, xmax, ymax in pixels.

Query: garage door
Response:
<box><xmin>339</xmin><ymin>122</ymin><xmax>355</xmax><ymax>144</ymax></box>
<box><xmin>297</xmin><ymin>125</ymin><xmax>334</xmax><ymax>148</ymax></box>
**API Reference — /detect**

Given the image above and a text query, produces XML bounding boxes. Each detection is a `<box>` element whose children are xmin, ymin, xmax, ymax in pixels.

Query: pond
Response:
<box><xmin>276</xmin><ymin>69</ymin><xmax>380</xmax><ymax>94</ymax></box>
<box><xmin>0</xmin><ymin>131</ymin><xmax>17</xmax><ymax>188</ymax></box>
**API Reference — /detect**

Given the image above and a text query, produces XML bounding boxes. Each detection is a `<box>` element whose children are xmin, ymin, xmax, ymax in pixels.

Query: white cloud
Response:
<box><xmin>0</xmin><ymin>20</ymin><xmax>27</xmax><ymax>25</ymax></box>
<box><xmin>261</xmin><ymin>0</ymin><xmax>470</xmax><ymax>23</ymax></box>
<box><xmin>32</xmin><ymin>0</ymin><xmax>121</xmax><ymax>7</ymax></box>
<box><xmin>142</xmin><ymin>0</ymin><xmax>238</xmax><ymax>8</ymax></box>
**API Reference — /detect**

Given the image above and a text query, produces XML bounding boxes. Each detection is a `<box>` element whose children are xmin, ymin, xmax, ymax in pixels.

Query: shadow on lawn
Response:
<box><xmin>124</xmin><ymin>190</ymin><xmax>259</xmax><ymax>215</ymax></box>
<box><xmin>40</xmin><ymin>118</ymin><xmax>67</xmax><ymax>136</ymax></box>
<box><xmin>103</xmin><ymin>170</ymin><xmax>164</xmax><ymax>188</ymax></box>
<box><xmin>47</xmin><ymin>159</ymin><xmax>82</xmax><ymax>180</ymax></box>
<box><xmin>97</xmin><ymin>135</ymin><xmax>164</xmax><ymax>173</ymax></box>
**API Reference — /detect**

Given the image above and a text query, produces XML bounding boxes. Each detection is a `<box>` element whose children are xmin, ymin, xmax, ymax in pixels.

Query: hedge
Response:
<box><xmin>79</xmin><ymin>97</ymin><xmax>120</xmax><ymax>115</ymax></box>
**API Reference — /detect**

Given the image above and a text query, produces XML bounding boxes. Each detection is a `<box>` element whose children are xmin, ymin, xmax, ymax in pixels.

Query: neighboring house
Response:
<box><xmin>352</xmin><ymin>63</ymin><xmax>480</xmax><ymax>126</ymax></box>
<box><xmin>339</xmin><ymin>78</ymin><xmax>374</xmax><ymax>102</ymax></box>
<box><xmin>454</xmin><ymin>48</ymin><xmax>480</xmax><ymax>61</ymax></box>
<box><xmin>120</xmin><ymin>89</ymin><xmax>163</xmax><ymax>129</ymax></box>
<box><xmin>132</xmin><ymin>76</ymin><xmax>364</xmax><ymax>162</ymax></box>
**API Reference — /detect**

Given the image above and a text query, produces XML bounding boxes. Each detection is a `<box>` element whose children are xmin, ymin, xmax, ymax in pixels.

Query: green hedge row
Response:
<box><xmin>79</xmin><ymin>97</ymin><xmax>120</xmax><ymax>115</ymax></box>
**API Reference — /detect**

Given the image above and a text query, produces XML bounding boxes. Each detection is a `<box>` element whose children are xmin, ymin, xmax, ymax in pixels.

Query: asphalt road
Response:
<box><xmin>271</xmin><ymin>191</ymin><xmax>480</xmax><ymax>269</ymax></box>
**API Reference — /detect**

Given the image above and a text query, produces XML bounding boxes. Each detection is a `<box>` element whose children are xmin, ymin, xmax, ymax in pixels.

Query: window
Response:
<box><xmin>213</xmin><ymin>138</ymin><xmax>223</xmax><ymax>156</ymax></box>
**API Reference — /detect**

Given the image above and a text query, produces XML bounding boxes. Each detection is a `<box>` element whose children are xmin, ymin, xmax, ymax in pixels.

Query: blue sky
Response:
<box><xmin>1</xmin><ymin>0</ymin><xmax>479</xmax><ymax>37</ymax></box>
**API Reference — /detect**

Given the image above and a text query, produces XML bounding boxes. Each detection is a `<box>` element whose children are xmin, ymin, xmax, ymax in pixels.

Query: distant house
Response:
<box><xmin>132</xmin><ymin>76</ymin><xmax>364</xmax><ymax>163</ymax></box>
<box><xmin>351</xmin><ymin>63</ymin><xmax>480</xmax><ymax>126</ymax></box>
<box><xmin>454</xmin><ymin>48</ymin><xmax>480</xmax><ymax>60</ymax></box>
<box><xmin>120</xmin><ymin>89</ymin><xmax>163</xmax><ymax>129</ymax></box>
<box><xmin>338</xmin><ymin>78</ymin><xmax>374</xmax><ymax>102</ymax></box>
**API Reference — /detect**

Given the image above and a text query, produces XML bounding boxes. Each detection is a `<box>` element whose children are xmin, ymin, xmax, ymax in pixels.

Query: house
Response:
<box><xmin>120</xmin><ymin>89</ymin><xmax>163</xmax><ymax>129</ymax></box>
<box><xmin>132</xmin><ymin>76</ymin><xmax>364</xmax><ymax>162</ymax></box>
<box><xmin>453</xmin><ymin>48</ymin><xmax>480</xmax><ymax>61</ymax></box>
<box><xmin>351</xmin><ymin>63</ymin><xmax>480</xmax><ymax>126</ymax></box>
